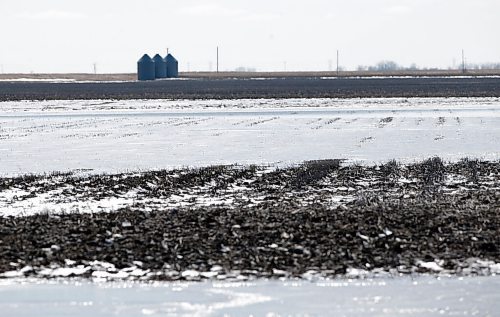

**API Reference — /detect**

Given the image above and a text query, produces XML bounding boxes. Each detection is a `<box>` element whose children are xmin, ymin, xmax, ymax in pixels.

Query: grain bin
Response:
<box><xmin>153</xmin><ymin>54</ymin><xmax>167</xmax><ymax>79</ymax></box>
<box><xmin>165</xmin><ymin>54</ymin><xmax>179</xmax><ymax>78</ymax></box>
<box><xmin>137</xmin><ymin>54</ymin><xmax>155</xmax><ymax>81</ymax></box>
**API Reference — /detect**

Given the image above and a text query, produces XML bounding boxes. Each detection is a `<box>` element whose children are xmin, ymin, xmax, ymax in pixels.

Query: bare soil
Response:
<box><xmin>1</xmin><ymin>77</ymin><xmax>500</xmax><ymax>101</ymax></box>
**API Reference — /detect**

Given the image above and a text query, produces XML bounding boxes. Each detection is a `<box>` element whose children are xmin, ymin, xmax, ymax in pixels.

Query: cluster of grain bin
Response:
<box><xmin>137</xmin><ymin>53</ymin><xmax>178</xmax><ymax>81</ymax></box>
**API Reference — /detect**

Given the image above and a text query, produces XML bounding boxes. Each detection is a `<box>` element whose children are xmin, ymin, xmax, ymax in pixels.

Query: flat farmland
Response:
<box><xmin>1</xmin><ymin>77</ymin><xmax>500</xmax><ymax>100</ymax></box>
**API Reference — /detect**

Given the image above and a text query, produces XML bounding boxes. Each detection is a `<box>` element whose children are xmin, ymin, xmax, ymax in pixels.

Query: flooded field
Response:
<box><xmin>0</xmin><ymin>97</ymin><xmax>499</xmax><ymax>176</ymax></box>
<box><xmin>1</xmin><ymin>97</ymin><xmax>499</xmax><ymax>316</ymax></box>
<box><xmin>1</xmin><ymin>276</ymin><xmax>499</xmax><ymax>316</ymax></box>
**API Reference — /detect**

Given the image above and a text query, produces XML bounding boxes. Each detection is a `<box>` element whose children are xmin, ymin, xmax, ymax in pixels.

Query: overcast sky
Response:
<box><xmin>1</xmin><ymin>0</ymin><xmax>499</xmax><ymax>73</ymax></box>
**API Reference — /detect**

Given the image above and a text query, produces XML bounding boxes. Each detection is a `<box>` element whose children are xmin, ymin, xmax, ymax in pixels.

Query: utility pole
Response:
<box><xmin>0</xmin><ymin>64</ymin><xmax>3</xmax><ymax>74</ymax></box>
<box><xmin>462</xmin><ymin>49</ymin><xmax>466</xmax><ymax>73</ymax></box>
<box><xmin>216</xmin><ymin>46</ymin><xmax>219</xmax><ymax>73</ymax></box>
<box><xmin>336</xmin><ymin>50</ymin><xmax>339</xmax><ymax>77</ymax></box>
<box><xmin>284</xmin><ymin>61</ymin><xmax>287</xmax><ymax>71</ymax></box>
<box><xmin>93</xmin><ymin>63</ymin><xmax>97</xmax><ymax>75</ymax></box>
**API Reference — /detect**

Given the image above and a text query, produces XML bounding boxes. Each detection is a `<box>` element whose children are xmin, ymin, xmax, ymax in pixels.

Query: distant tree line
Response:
<box><xmin>234</xmin><ymin>66</ymin><xmax>257</xmax><ymax>72</ymax></box>
<box><xmin>357</xmin><ymin>61</ymin><xmax>416</xmax><ymax>72</ymax></box>
<box><xmin>462</xmin><ymin>63</ymin><xmax>500</xmax><ymax>70</ymax></box>
<box><xmin>356</xmin><ymin>61</ymin><xmax>500</xmax><ymax>72</ymax></box>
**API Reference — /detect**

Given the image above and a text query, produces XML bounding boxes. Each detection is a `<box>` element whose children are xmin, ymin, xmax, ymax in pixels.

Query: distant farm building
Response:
<box><xmin>137</xmin><ymin>53</ymin><xmax>179</xmax><ymax>81</ymax></box>
<box><xmin>153</xmin><ymin>54</ymin><xmax>167</xmax><ymax>79</ymax></box>
<box><xmin>137</xmin><ymin>54</ymin><xmax>155</xmax><ymax>81</ymax></box>
<box><xmin>166</xmin><ymin>54</ymin><xmax>179</xmax><ymax>79</ymax></box>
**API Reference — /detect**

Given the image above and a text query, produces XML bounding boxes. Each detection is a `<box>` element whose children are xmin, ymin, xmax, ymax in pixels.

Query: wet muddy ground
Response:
<box><xmin>1</xmin><ymin>158</ymin><xmax>499</xmax><ymax>281</ymax></box>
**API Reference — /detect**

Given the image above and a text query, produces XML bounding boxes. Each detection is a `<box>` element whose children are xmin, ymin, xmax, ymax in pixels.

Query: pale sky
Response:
<box><xmin>1</xmin><ymin>0</ymin><xmax>499</xmax><ymax>73</ymax></box>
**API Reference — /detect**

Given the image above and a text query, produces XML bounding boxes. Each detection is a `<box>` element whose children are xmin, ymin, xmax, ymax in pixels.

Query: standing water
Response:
<box><xmin>1</xmin><ymin>276</ymin><xmax>499</xmax><ymax>316</ymax></box>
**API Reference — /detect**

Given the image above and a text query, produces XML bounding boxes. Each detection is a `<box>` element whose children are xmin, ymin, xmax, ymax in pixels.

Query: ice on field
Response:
<box><xmin>0</xmin><ymin>97</ymin><xmax>499</xmax><ymax>177</ymax></box>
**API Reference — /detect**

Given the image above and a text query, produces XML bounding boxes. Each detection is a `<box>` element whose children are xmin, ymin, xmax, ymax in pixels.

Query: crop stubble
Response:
<box><xmin>0</xmin><ymin>158</ymin><xmax>499</xmax><ymax>280</ymax></box>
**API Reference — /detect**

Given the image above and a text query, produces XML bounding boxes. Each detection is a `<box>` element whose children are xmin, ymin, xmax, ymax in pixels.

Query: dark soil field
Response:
<box><xmin>1</xmin><ymin>159</ymin><xmax>499</xmax><ymax>280</ymax></box>
<box><xmin>1</xmin><ymin>77</ymin><xmax>500</xmax><ymax>101</ymax></box>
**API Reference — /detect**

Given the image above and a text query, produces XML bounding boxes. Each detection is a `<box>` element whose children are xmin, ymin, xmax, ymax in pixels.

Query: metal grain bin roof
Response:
<box><xmin>165</xmin><ymin>54</ymin><xmax>179</xmax><ymax>78</ymax></box>
<box><xmin>137</xmin><ymin>54</ymin><xmax>155</xmax><ymax>81</ymax></box>
<box><xmin>153</xmin><ymin>54</ymin><xmax>167</xmax><ymax>79</ymax></box>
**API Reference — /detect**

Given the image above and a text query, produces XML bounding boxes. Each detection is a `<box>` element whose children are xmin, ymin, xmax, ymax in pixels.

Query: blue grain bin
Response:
<box><xmin>153</xmin><ymin>54</ymin><xmax>167</xmax><ymax>79</ymax></box>
<box><xmin>137</xmin><ymin>54</ymin><xmax>155</xmax><ymax>81</ymax></box>
<box><xmin>165</xmin><ymin>54</ymin><xmax>179</xmax><ymax>78</ymax></box>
